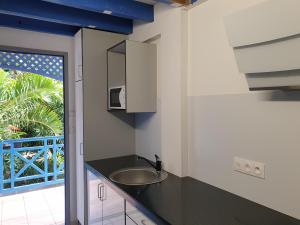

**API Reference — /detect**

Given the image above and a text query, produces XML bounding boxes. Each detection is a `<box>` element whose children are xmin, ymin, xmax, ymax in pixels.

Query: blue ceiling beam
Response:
<box><xmin>40</xmin><ymin>0</ymin><xmax>154</xmax><ymax>22</ymax></box>
<box><xmin>0</xmin><ymin>0</ymin><xmax>133</xmax><ymax>34</ymax></box>
<box><xmin>0</xmin><ymin>14</ymin><xmax>79</xmax><ymax>36</ymax></box>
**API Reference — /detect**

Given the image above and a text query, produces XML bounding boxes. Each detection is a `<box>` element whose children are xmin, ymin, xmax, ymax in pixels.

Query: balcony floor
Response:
<box><xmin>0</xmin><ymin>185</ymin><xmax>65</xmax><ymax>225</ymax></box>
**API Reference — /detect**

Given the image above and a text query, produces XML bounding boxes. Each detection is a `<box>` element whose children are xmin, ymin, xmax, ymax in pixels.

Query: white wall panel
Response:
<box><xmin>188</xmin><ymin>0</ymin><xmax>300</xmax><ymax>219</ymax></box>
<box><xmin>189</xmin><ymin>93</ymin><xmax>300</xmax><ymax>219</ymax></box>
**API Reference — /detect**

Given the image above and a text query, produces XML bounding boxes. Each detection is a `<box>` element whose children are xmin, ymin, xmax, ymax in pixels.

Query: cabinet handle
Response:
<box><xmin>79</xmin><ymin>142</ymin><xmax>84</xmax><ymax>155</ymax></box>
<box><xmin>97</xmin><ymin>183</ymin><xmax>103</xmax><ymax>200</ymax></box>
<box><xmin>97</xmin><ymin>183</ymin><xmax>106</xmax><ymax>201</ymax></box>
<box><xmin>78</xmin><ymin>65</ymin><xmax>83</xmax><ymax>79</ymax></box>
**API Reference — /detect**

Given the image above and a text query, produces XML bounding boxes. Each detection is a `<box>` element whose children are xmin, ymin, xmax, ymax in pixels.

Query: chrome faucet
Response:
<box><xmin>137</xmin><ymin>154</ymin><xmax>162</xmax><ymax>172</ymax></box>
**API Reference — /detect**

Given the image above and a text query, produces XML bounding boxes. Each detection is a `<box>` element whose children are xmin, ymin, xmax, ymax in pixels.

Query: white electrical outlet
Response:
<box><xmin>233</xmin><ymin>157</ymin><xmax>265</xmax><ymax>179</ymax></box>
<box><xmin>252</xmin><ymin>161</ymin><xmax>265</xmax><ymax>179</ymax></box>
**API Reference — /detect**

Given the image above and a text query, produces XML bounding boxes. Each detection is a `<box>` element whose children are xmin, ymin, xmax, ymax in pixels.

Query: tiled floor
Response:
<box><xmin>0</xmin><ymin>185</ymin><xmax>65</xmax><ymax>225</ymax></box>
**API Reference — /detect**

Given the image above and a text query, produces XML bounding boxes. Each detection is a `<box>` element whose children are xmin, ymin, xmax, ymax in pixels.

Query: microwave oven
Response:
<box><xmin>108</xmin><ymin>85</ymin><xmax>126</xmax><ymax>109</ymax></box>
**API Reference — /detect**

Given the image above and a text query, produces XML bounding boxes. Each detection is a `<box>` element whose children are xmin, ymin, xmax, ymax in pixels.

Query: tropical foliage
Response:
<box><xmin>0</xmin><ymin>69</ymin><xmax>64</xmax><ymax>140</ymax></box>
<box><xmin>0</xmin><ymin>69</ymin><xmax>64</xmax><ymax>187</ymax></box>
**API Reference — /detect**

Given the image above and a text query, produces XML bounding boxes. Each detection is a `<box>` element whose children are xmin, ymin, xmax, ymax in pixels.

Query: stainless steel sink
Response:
<box><xmin>109</xmin><ymin>167</ymin><xmax>168</xmax><ymax>186</ymax></box>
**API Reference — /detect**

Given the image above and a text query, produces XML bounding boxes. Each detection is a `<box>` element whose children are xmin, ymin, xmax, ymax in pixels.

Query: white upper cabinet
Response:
<box><xmin>107</xmin><ymin>40</ymin><xmax>157</xmax><ymax>113</ymax></box>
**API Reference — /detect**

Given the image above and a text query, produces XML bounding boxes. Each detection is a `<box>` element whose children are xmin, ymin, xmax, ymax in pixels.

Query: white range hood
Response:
<box><xmin>224</xmin><ymin>0</ymin><xmax>300</xmax><ymax>90</ymax></box>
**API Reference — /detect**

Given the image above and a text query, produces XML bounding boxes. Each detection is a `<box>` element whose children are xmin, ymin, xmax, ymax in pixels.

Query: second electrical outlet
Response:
<box><xmin>234</xmin><ymin>157</ymin><xmax>265</xmax><ymax>179</ymax></box>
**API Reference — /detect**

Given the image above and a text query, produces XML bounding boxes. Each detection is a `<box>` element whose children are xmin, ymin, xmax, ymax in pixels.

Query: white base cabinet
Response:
<box><xmin>87</xmin><ymin>168</ymin><xmax>125</xmax><ymax>225</ymax></box>
<box><xmin>87</xmin><ymin>167</ymin><xmax>158</xmax><ymax>225</ymax></box>
<box><xmin>87</xmin><ymin>169</ymin><xmax>103</xmax><ymax>225</ymax></box>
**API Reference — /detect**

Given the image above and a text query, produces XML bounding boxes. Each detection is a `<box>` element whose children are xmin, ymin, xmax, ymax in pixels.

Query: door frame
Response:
<box><xmin>0</xmin><ymin>45</ymin><xmax>71</xmax><ymax>225</ymax></box>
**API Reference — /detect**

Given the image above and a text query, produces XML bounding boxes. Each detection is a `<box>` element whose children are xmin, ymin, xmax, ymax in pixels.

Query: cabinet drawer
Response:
<box><xmin>126</xmin><ymin>202</ymin><xmax>156</xmax><ymax>225</ymax></box>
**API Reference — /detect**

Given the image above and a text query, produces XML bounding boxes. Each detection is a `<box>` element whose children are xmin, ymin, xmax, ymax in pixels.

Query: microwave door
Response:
<box><xmin>110</xmin><ymin>88</ymin><xmax>122</xmax><ymax>108</ymax></box>
<box><xmin>109</xmin><ymin>86</ymin><xmax>126</xmax><ymax>109</ymax></box>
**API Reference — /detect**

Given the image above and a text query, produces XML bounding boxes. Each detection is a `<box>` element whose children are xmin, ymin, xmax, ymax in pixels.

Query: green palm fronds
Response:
<box><xmin>0</xmin><ymin>69</ymin><xmax>64</xmax><ymax>140</ymax></box>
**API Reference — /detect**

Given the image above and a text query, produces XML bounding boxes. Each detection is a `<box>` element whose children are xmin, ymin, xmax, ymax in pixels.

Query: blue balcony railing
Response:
<box><xmin>0</xmin><ymin>136</ymin><xmax>64</xmax><ymax>195</ymax></box>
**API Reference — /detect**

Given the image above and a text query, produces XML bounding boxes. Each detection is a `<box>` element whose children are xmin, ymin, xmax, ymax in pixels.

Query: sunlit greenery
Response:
<box><xmin>0</xmin><ymin>69</ymin><xmax>64</xmax><ymax>140</ymax></box>
<box><xmin>0</xmin><ymin>69</ymin><xmax>64</xmax><ymax>187</ymax></box>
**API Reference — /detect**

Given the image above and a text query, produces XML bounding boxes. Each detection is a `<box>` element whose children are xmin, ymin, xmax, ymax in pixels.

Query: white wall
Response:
<box><xmin>130</xmin><ymin>3</ymin><xmax>188</xmax><ymax>177</ymax></box>
<box><xmin>188</xmin><ymin>0</ymin><xmax>268</xmax><ymax>96</ymax></box>
<box><xmin>187</xmin><ymin>0</ymin><xmax>300</xmax><ymax>219</ymax></box>
<box><xmin>0</xmin><ymin>27</ymin><xmax>77</xmax><ymax>224</ymax></box>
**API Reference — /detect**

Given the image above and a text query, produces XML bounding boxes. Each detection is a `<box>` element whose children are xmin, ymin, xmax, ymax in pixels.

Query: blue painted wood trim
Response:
<box><xmin>0</xmin><ymin>50</ymin><xmax>64</xmax><ymax>81</ymax></box>
<box><xmin>0</xmin><ymin>0</ymin><xmax>133</xmax><ymax>34</ymax></box>
<box><xmin>0</xmin><ymin>142</ymin><xmax>3</xmax><ymax>192</ymax></box>
<box><xmin>44</xmin><ymin>139</ymin><xmax>49</xmax><ymax>183</ymax></box>
<box><xmin>0</xmin><ymin>13</ymin><xmax>79</xmax><ymax>36</ymax></box>
<box><xmin>53</xmin><ymin>137</ymin><xmax>57</xmax><ymax>180</ymax></box>
<box><xmin>1</xmin><ymin>135</ymin><xmax>63</xmax><ymax>143</ymax></box>
<box><xmin>10</xmin><ymin>143</ymin><xmax>15</xmax><ymax>189</ymax></box>
<box><xmin>3</xmin><ymin>172</ymin><xmax>64</xmax><ymax>184</ymax></box>
<box><xmin>40</xmin><ymin>0</ymin><xmax>154</xmax><ymax>22</ymax></box>
<box><xmin>0</xmin><ymin>136</ymin><xmax>64</xmax><ymax>195</ymax></box>
<box><xmin>14</xmin><ymin>151</ymin><xmax>45</xmax><ymax>177</ymax></box>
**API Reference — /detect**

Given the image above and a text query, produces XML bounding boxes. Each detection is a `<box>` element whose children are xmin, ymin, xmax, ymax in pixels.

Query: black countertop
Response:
<box><xmin>86</xmin><ymin>155</ymin><xmax>300</xmax><ymax>225</ymax></box>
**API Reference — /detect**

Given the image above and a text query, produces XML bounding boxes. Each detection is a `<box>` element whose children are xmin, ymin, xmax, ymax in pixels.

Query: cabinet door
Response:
<box><xmin>87</xmin><ymin>170</ymin><xmax>103</xmax><ymax>225</ymax></box>
<box><xmin>103</xmin><ymin>183</ymin><xmax>125</xmax><ymax>222</ymax></box>
<box><xmin>126</xmin><ymin>40</ymin><xmax>157</xmax><ymax>113</ymax></box>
